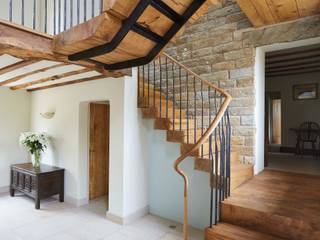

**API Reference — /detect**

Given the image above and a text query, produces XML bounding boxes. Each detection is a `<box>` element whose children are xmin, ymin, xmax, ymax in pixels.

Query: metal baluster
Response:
<box><xmin>179</xmin><ymin>67</ymin><xmax>182</xmax><ymax>131</ymax></box>
<box><xmin>9</xmin><ymin>0</ymin><xmax>13</xmax><ymax>22</ymax></box>
<box><xmin>148</xmin><ymin>63</ymin><xmax>150</xmax><ymax>107</ymax></box>
<box><xmin>186</xmin><ymin>72</ymin><xmax>189</xmax><ymax>143</ymax></box>
<box><xmin>64</xmin><ymin>0</ymin><xmax>67</xmax><ymax>30</ymax></box>
<box><xmin>165</xmin><ymin>57</ymin><xmax>169</xmax><ymax>119</ymax></box>
<box><xmin>59</xmin><ymin>0</ymin><xmax>61</xmax><ymax>33</ymax></box>
<box><xmin>92</xmin><ymin>0</ymin><xmax>95</xmax><ymax>18</ymax></box>
<box><xmin>138</xmin><ymin>67</ymin><xmax>141</xmax><ymax>107</ymax></box>
<box><xmin>77</xmin><ymin>0</ymin><xmax>80</xmax><ymax>25</ymax></box>
<box><xmin>22</xmin><ymin>0</ymin><xmax>25</xmax><ymax>26</ymax></box>
<box><xmin>33</xmin><ymin>0</ymin><xmax>36</xmax><ymax>29</ymax></box>
<box><xmin>214</xmin><ymin>89</ymin><xmax>219</xmax><ymax>224</ymax></box>
<box><xmin>44</xmin><ymin>0</ymin><xmax>47</xmax><ymax>32</ymax></box>
<box><xmin>70</xmin><ymin>0</ymin><xmax>73</xmax><ymax>28</ymax></box>
<box><xmin>153</xmin><ymin>60</ymin><xmax>156</xmax><ymax>107</ymax></box>
<box><xmin>226</xmin><ymin>109</ymin><xmax>231</xmax><ymax>197</ymax></box>
<box><xmin>159</xmin><ymin>57</ymin><xmax>162</xmax><ymax>118</ymax></box>
<box><xmin>142</xmin><ymin>65</ymin><xmax>145</xmax><ymax>99</ymax></box>
<box><xmin>54</xmin><ymin>0</ymin><xmax>56</xmax><ymax>34</ymax></box>
<box><xmin>172</xmin><ymin>61</ymin><xmax>175</xmax><ymax>131</ymax></box>
<box><xmin>194</xmin><ymin>77</ymin><xmax>196</xmax><ymax>144</ymax></box>
<box><xmin>100</xmin><ymin>0</ymin><xmax>103</xmax><ymax>14</ymax></box>
<box><xmin>209</xmin><ymin>133</ymin><xmax>214</xmax><ymax>226</ymax></box>
<box><xmin>84</xmin><ymin>0</ymin><xmax>87</xmax><ymax>22</ymax></box>
<box><xmin>201</xmin><ymin>81</ymin><xmax>204</xmax><ymax>157</ymax></box>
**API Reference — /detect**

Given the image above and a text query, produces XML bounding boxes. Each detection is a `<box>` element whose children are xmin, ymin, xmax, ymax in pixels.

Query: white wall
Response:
<box><xmin>146</xmin><ymin>124</ymin><xmax>211</xmax><ymax>229</ymax></box>
<box><xmin>266</xmin><ymin>72</ymin><xmax>320</xmax><ymax>147</ymax></box>
<box><xmin>0</xmin><ymin>89</ymin><xmax>30</xmax><ymax>192</ymax></box>
<box><xmin>30</xmin><ymin>75</ymin><xmax>149</xmax><ymax>223</ymax></box>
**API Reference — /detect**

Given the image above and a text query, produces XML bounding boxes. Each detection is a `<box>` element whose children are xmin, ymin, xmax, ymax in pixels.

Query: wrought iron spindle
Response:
<box><xmin>92</xmin><ymin>0</ymin><xmax>95</xmax><ymax>18</ymax></box>
<box><xmin>84</xmin><ymin>0</ymin><xmax>87</xmax><ymax>22</ymax></box>
<box><xmin>194</xmin><ymin>76</ymin><xmax>196</xmax><ymax>144</ymax></box>
<box><xmin>33</xmin><ymin>0</ymin><xmax>36</xmax><ymax>29</ymax></box>
<box><xmin>45</xmin><ymin>0</ymin><xmax>48</xmax><ymax>32</ymax></box>
<box><xmin>159</xmin><ymin>57</ymin><xmax>162</xmax><ymax>118</ymax></box>
<box><xmin>153</xmin><ymin>61</ymin><xmax>156</xmax><ymax>107</ymax></box>
<box><xmin>77</xmin><ymin>0</ymin><xmax>80</xmax><ymax>25</ymax></box>
<box><xmin>59</xmin><ymin>0</ymin><xmax>61</xmax><ymax>33</ymax></box>
<box><xmin>165</xmin><ymin>57</ymin><xmax>169</xmax><ymax>119</ymax></box>
<box><xmin>172</xmin><ymin>61</ymin><xmax>175</xmax><ymax>130</ymax></box>
<box><xmin>201</xmin><ymin>81</ymin><xmax>204</xmax><ymax>157</ymax></box>
<box><xmin>54</xmin><ymin>0</ymin><xmax>56</xmax><ymax>34</ymax></box>
<box><xmin>148</xmin><ymin>63</ymin><xmax>150</xmax><ymax>107</ymax></box>
<box><xmin>100</xmin><ymin>0</ymin><xmax>103</xmax><ymax>14</ymax></box>
<box><xmin>142</xmin><ymin>65</ymin><xmax>145</xmax><ymax>99</ymax></box>
<box><xmin>9</xmin><ymin>0</ymin><xmax>13</xmax><ymax>22</ymax></box>
<box><xmin>179</xmin><ymin>66</ymin><xmax>182</xmax><ymax>131</ymax></box>
<box><xmin>21</xmin><ymin>0</ymin><xmax>25</xmax><ymax>26</ymax></box>
<box><xmin>64</xmin><ymin>0</ymin><xmax>67</xmax><ymax>30</ymax></box>
<box><xmin>186</xmin><ymin>72</ymin><xmax>189</xmax><ymax>143</ymax></box>
<box><xmin>70</xmin><ymin>0</ymin><xmax>73</xmax><ymax>28</ymax></box>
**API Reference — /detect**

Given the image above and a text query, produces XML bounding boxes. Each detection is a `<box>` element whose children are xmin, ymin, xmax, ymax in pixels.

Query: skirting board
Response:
<box><xmin>107</xmin><ymin>205</ymin><xmax>149</xmax><ymax>225</ymax></box>
<box><xmin>0</xmin><ymin>186</ymin><xmax>9</xmax><ymax>194</ymax></box>
<box><xmin>64</xmin><ymin>195</ymin><xmax>89</xmax><ymax>207</ymax></box>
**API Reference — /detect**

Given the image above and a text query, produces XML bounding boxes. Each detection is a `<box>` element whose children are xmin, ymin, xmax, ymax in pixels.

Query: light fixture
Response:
<box><xmin>40</xmin><ymin>111</ymin><xmax>55</xmax><ymax>119</ymax></box>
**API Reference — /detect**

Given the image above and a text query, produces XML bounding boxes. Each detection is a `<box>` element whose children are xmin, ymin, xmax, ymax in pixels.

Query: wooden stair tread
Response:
<box><xmin>53</xmin><ymin>0</ymin><xmax>219</xmax><ymax>65</ymax></box>
<box><xmin>206</xmin><ymin>223</ymin><xmax>285</xmax><ymax>240</ymax></box>
<box><xmin>221</xmin><ymin>170</ymin><xmax>320</xmax><ymax>240</ymax></box>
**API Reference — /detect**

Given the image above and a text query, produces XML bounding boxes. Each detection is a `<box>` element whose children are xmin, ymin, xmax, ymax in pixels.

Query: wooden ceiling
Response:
<box><xmin>0</xmin><ymin>54</ymin><xmax>108</xmax><ymax>91</ymax></box>
<box><xmin>236</xmin><ymin>0</ymin><xmax>320</xmax><ymax>27</ymax></box>
<box><xmin>266</xmin><ymin>44</ymin><xmax>320</xmax><ymax>77</ymax></box>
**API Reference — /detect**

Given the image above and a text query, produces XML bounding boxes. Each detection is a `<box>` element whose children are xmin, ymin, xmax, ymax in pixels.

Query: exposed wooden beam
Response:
<box><xmin>27</xmin><ymin>75</ymin><xmax>107</xmax><ymax>92</ymax></box>
<box><xmin>266</xmin><ymin>55</ymin><xmax>320</xmax><ymax>68</ymax></box>
<box><xmin>0</xmin><ymin>63</ymin><xmax>66</xmax><ymax>86</ymax></box>
<box><xmin>11</xmin><ymin>68</ymin><xmax>92</xmax><ymax>90</ymax></box>
<box><xmin>0</xmin><ymin>59</ymin><xmax>38</xmax><ymax>76</ymax></box>
<box><xmin>266</xmin><ymin>62</ymin><xmax>320</xmax><ymax>72</ymax></box>
<box><xmin>266</xmin><ymin>47</ymin><xmax>320</xmax><ymax>60</ymax></box>
<box><xmin>0</xmin><ymin>19</ymin><xmax>127</xmax><ymax>77</ymax></box>
<box><xmin>267</xmin><ymin>68</ymin><xmax>320</xmax><ymax>77</ymax></box>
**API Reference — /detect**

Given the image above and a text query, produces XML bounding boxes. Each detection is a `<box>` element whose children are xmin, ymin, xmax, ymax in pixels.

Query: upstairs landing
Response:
<box><xmin>207</xmin><ymin>170</ymin><xmax>320</xmax><ymax>240</ymax></box>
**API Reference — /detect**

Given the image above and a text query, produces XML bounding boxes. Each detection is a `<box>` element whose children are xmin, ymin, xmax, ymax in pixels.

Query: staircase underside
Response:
<box><xmin>206</xmin><ymin>170</ymin><xmax>320</xmax><ymax>240</ymax></box>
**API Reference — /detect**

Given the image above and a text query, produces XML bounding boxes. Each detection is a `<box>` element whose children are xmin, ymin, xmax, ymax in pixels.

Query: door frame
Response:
<box><xmin>254</xmin><ymin>37</ymin><xmax>320</xmax><ymax>175</ymax></box>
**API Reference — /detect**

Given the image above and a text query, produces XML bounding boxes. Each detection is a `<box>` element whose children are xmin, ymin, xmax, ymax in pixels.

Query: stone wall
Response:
<box><xmin>165</xmin><ymin>0</ymin><xmax>320</xmax><ymax>164</ymax></box>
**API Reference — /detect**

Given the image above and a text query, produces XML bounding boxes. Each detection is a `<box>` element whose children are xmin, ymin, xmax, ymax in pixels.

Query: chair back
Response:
<box><xmin>298</xmin><ymin>122</ymin><xmax>320</xmax><ymax>142</ymax></box>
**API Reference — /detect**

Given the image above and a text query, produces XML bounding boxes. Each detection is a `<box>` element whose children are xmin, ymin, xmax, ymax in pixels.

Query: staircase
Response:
<box><xmin>207</xmin><ymin>170</ymin><xmax>320</xmax><ymax>240</ymax></box>
<box><xmin>137</xmin><ymin>53</ymin><xmax>253</xmax><ymax>239</ymax></box>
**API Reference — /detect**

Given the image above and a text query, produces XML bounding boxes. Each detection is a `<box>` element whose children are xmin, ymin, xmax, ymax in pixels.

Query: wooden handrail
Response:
<box><xmin>162</xmin><ymin>52</ymin><xmax>232</xmax><ymax>240</ymax></box>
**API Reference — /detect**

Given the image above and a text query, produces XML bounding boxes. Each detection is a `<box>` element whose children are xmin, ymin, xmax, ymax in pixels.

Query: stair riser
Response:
<box><xmin>221</xmin><ymin>203</ymin><xmax>315</xmax><ymax>240</ymax></box>
<box><xmin>154</xmin><ymin>119</ymin><xmax>196</xmax><ymax>130</ymax></box>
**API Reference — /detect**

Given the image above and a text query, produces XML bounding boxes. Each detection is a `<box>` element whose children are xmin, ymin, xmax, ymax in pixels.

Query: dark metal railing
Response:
<box><xmin>138</xmin><ymin>52</ymin><xmax>232</xmax><ymax>239</ymax></box>
<box><xmin>3</xmin><ymin>0</ymin><xmax>104</xmax><ymax>35</ymax></box>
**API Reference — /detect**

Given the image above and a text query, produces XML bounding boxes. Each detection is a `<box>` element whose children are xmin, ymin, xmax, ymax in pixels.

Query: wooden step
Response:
<box><xmin>205</xmin><ymin>223</ymin><xmax>285</xmax><ymax>240</ymax></box>
<box><xmin>167</xmin><ymin>129</ymin><xmax>209</xmax><ymax>143</ymax></box>
<box><xmin>220</xmin><ymin>170</ymin><xmax>320</xmax><ymax>240</ymax></box>
<box><xmin>53</xmin><ymin>0</ymin><xmax>218</xmax><ymax>65</ymax></box>
<box><xmin>194</xmin><ymin>153</ymin><xmax>254</xmax><ymax>190</ymax></box>
<box><xmin>141</xmin><ymin>106</ymin><xmax>186</xmax><ymax>119</ymax></box>
<box><xmin>180</xmin><ymin>142</ymin><xmax>213</xmax><ymax>157</ymax></box>
<box><xmin>154</xmin><ymin>118</ymin><xmax>195</xmax><ymax>130</ymax></box>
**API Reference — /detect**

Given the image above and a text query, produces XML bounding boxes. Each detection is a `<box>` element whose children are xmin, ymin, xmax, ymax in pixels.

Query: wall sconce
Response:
<box><xmin>40</xmin><ymin>111</ymin><xmax>55</xmax><ymax>119</ymax></box>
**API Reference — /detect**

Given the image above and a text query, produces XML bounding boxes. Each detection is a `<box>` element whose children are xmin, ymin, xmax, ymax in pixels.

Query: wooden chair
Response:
<box><xmin>297</xmin><ymin>122</ymin><xmax>320</xmax><ymax>158</ymax></box>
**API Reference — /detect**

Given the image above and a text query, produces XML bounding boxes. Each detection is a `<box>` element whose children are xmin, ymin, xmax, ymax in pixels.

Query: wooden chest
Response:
<box><xmin>10</xmin><ymin>163</ymin><xmax>65</xmax><ymax>209</ymax></box>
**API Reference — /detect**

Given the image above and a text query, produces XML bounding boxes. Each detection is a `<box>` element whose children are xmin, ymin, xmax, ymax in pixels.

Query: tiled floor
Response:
<box><xmin>0</xmin><ymin>193</ymin><xmax>203</xmax><ymax>240</ymax></box>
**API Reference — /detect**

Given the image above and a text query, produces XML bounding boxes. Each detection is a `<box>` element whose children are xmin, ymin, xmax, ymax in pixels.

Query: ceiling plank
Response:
<box><xmin>267</xmin><ymin>67</ymin><xmax>320</xmax><ymax>77</ymax></box>
<box><xmin>266</xmin><ymin>62</ymin><xmax>320</xmax><ymax>72</ymax></box>
<box><xmin>0</xmin><ymin>59</ymin><xmax>38</xmax><ymax>76</ymax></box>
<box><xmin>235</xmin><ymin>0</ymin><xmax>266</xmax><ymax>26</ymax></box>
<box><xmin>0</xmin><ymin>63</ymin><xmax>67</xmax><ymax>86</ymax></box>
<box><xmin>27</xmin><ymin>75</ymin><xmax>107</xmax><ymax>92</ymax></box>
<box><xmin>269</xmin><ymin>0</ymin><xmax>300</xmax><ymax>21</ymax></box>
<box><xmin>296</xmin><ymin>0</ymin><xmax>320</xmax><ymax>17</ymax></box>
<box><xmin>266</xmin><ymin>55</ymin><xmax>320</xmax><ymax>68</ymax></box>
<box><xmin>266</xmin><ymin>64</ymin><xmax>320</xmax><ymax>73</ymax></box>
<box><xmin>10</xmin><ymin>68</ymin><xmax>92</xmax><ymax>90</ymax></box>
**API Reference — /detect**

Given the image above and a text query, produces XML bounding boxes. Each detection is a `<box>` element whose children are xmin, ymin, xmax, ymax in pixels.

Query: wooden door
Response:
<box><xmin>89</xmin><ymin>103</ymin><xmax>109</xmax><ymax>200</ymax></box>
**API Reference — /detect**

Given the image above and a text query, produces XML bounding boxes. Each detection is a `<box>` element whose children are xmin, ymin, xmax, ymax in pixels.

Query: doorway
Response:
<box><xmin>89</xmin><ymin>102</ymin><xmax>110</xmax><ymax>206</ymax></box>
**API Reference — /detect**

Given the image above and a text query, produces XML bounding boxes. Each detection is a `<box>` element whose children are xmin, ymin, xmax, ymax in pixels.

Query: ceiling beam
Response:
<box><xmin>10</xmin><ymin>68</ymin><xmax>92</xmax><ymax>90</ymax></box>
<box><xmin>266</xmin><ymin>55</ymin><xmax>320</xmax><ymax>68</ymax></box>
<box><xmin>0</xmin><ymin>63</ymin><xmax>67</xmax><ymax>86</ymax></box>
<box><xmin>266</xmin><ymin>62</ymin><xmax>320</xmax><ymax>73</ymax></box>
<box><xmin>27</xmin><ymin>75</ymin><xmax>107</xmax><ymax>92</ymax></box>
<box><xmin>267</xmin><ymin>68</ymin><xmax>320</xmax><ymax>77</ymax></box>
<box><xmin>0</xmin><ymin>59</ymin><xmax>38</xmax><ymax>76</ymax></box>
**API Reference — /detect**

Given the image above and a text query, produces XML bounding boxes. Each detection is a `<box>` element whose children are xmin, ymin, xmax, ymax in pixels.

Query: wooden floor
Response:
<box><xmin>207</xmin><ymin>170</ymin><xmax>320</xmax><ymax>240</ymax></box>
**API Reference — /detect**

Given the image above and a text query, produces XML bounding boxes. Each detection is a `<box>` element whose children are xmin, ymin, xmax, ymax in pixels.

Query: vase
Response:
<box><xmin>31</xmin><ymin>151</ymin><xmax>41</xmax><ymax>169</ymax></box>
